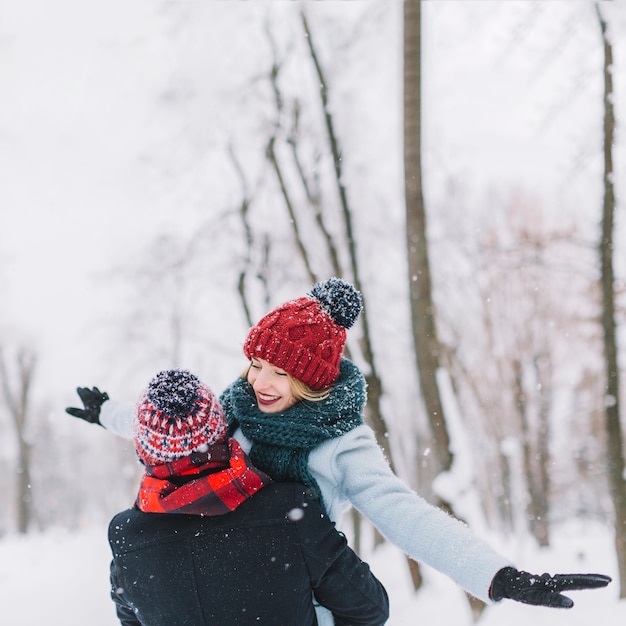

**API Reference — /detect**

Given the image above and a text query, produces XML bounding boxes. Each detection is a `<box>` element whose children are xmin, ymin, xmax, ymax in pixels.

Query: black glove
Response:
<box><xmin>65</xmin><ymin>386</ymin><xmax>109</xmax><ymax>426</ymax></box>
<box><xmin>490</xmin><ymin>566</ymin><xmax>611</xmax><ymax>608</ymax></box>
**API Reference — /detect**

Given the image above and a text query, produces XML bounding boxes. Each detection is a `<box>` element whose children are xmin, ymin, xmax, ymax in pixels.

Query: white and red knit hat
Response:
<box><xmin>243</xmin><ymin>278</ymin><xmax>362</xmax><ymax>390</ymax></box>
<box><xmin>132</xmin><ymin>369</ymin><xmax>227</xmax><ymax>466</ymax></box>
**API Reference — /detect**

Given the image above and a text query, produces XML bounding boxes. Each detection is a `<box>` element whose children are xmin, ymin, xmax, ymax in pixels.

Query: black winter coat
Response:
<box><xmin>109</xmin><ymin>482</ymin><xmax>389</xmax><ymax>626</ymax></box>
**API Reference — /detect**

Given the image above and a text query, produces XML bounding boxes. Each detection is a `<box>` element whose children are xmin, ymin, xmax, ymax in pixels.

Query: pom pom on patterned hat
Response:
<box><xmin>243</xmin><ymin>277</ymin><xmax>362</xmax><ymax>390</ymax></box>
<box><xmin>132</xmin><ymin>369</ymin><xmax>227</xmax><ymax>466</ymax></box>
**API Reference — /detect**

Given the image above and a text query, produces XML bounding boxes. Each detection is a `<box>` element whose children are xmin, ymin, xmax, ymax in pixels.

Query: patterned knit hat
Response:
<box><xmin>243</xmin><ymin>277</ymin><xmax>362</xmax><ymax>390</ymax></box>
<box><xmin>132</xmin><ymin>369</ymin><xmax>227</xmax><ymax>466</ymax></box>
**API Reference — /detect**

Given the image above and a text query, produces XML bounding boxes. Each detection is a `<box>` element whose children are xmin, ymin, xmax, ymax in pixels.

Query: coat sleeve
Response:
<box><xmin>332</xmin><ymin>426</ymin><xmax>513</xmax><ymax>604</ymax></box>
<box><xmin>100</xmin><ymin>400</ymin><xmax>134</xmax><ymax>440</ymax></box>
<box><xmin>295</xmin><ymin>489</ymin><xmax>389</xmax><ymax>626</ymax></box>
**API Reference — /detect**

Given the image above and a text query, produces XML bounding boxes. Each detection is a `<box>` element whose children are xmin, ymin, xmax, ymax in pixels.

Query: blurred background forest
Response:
<box><xmin>1</xmin><ymin>0</ymin><xmax>625</xmax><ymax>606</ymax></box>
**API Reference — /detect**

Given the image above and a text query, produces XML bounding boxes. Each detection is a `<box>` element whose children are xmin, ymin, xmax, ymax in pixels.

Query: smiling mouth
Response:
<box><xmin>256</xmin><ymin>392</ymin><xmax>281</xmax><ymax>406</ymax></box>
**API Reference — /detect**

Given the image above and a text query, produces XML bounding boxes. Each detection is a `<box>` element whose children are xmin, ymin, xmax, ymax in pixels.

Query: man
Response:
<box><xmin>106</xmin><ymin>369</ymin><xmax>389</xmax><ymax>626</ymax></box>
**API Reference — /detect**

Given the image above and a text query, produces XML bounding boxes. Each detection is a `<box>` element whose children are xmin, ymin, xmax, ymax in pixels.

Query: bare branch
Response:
<box><xmin>300</xmin><ymin>10</ymin><xmax>391</xmax><ymax>467</ymax></box>
<box><xmin>286</xmin><ymin>112</ymin><xmax>343</xmax><ymax>276</ymax></box>
<box><xmin>229</xmin><ymin>143</ymin><xmax>256</xmax><ymax>328</ymax></box>
<box><xmin>266</xmin><ymin>136</ymin><xmax>318</xmax><ymax>285</ymax></box>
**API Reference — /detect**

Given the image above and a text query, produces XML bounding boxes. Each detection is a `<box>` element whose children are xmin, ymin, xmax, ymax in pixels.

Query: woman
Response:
<box><xmin>219</xmin><ymin>277</ymin><xmax>511</xmax><ymax>603</ymax></box>
<box><xmin>68</xmin><ymin>278</ymin><xmax>610</xmax><ymax>624</ymax></box>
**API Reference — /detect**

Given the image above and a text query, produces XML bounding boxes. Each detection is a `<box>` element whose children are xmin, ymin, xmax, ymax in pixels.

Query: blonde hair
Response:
<box><xmin>243</xmin><ymin>363</ymin><xmax>332</xmax><ymax>403</ymax></box>
<box><xmin>288</xmin><ymin>374</ymin><xmax>332</xmax><ymax>402</ymax></box>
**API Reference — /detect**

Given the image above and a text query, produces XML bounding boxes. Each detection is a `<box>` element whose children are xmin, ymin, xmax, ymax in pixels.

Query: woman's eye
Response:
<box><xmin>275</xmin><ymin>371</ymin><xmax>287</xmax><ymax>377</ymax></box>
<box><xmin>250</xmin><ymin>361</ymin><xmax>261</xmax><ymax>369</ymax></box>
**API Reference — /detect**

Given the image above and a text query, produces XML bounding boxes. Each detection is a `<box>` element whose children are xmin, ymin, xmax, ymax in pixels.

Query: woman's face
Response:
<box><xmin>247</xmin><ymin>358</ymin><xmax>297</xmax><ymax>414</ymax></box>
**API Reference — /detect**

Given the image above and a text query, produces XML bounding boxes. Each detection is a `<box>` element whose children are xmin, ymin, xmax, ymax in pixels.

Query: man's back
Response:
<box><xmin>109</xmin><ymin>482</ymin><xmax>389</xmax><ymax>626</ymax></box>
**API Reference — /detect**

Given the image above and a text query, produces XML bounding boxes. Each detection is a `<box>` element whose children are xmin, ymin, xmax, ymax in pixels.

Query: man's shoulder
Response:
<box><xmin>108</xmin><ymin>483</ymin><xmax>324</xmax><ymax>551</ymax></box>
<box><xmin>236</xmin><ymin>482</ymin><xmax>325</xmax><ymax>521</ymax></box>
<box><xmin>251</xmin><ymin>481</ymin><xmax>312</xmax><ymax>503</ymax></box>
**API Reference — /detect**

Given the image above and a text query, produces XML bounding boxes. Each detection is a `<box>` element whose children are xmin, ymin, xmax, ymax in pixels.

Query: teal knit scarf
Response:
<box><xmin>220</xmin><ymin>359</ymin><xmax>366</xmax><ymax>503</ymax></box>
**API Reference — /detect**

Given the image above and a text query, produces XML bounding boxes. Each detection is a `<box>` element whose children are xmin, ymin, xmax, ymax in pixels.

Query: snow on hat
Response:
<box><xmin>243</xmin><ymin>277</ymin><xmax>362</xmax><ymax>390</ymax></box>
<box><xmin>132</xmin><ymin>369</ymin><xmax>227</xmax><ymax>466</ymax></box>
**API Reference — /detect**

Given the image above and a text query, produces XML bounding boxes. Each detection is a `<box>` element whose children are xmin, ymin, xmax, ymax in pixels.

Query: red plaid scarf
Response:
<box><xmin>136</xmin><ymin>438</ymin><xmax>272</xmax><ymax>515</ymax></box>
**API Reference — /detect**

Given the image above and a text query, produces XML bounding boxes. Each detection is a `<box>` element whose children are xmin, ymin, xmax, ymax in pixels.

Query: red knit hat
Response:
<box><xmin>132</xmin><ymin>369</ymin><xmax>227</xmax><ymax>466</ymax></box>
<box><xmin>243</xmin><ymin>278</ymin><xmax>362</xmax><ymax>390</ymax></box>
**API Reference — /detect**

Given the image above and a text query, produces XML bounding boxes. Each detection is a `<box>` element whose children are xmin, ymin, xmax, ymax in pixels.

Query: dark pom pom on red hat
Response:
<box><xmin>308</xmin><ymin>277</ymin><xmax>362</xmax><ymax>329</ymax></box>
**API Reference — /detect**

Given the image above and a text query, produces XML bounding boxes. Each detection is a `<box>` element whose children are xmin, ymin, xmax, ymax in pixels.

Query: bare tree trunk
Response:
<box><xmin>532</xmin><ymin>353</ymin><xmax>551</xmax><ymax>547</ymax></box>
<box><xmin>596</xmin><ymin>3</ymin><xmax>626</xmax><ymax>598</ymax></box>
<box><xmin>266</xmin><ymin>136</ymin><xmax>318</xmax><ymax>285</ymax></box>
<box><xmin>403</xmin><ymin>3</ymin><xmax>485</xmax><ymax>616</ymax></box>
<box><xmin>0</xmin><ymin>347</ymin><xmax>37</xmax><ymax>534</ymax></box>
<box><xmin>513</xmin><ymin>357</ymin><xmax>550</xmax><ymax>548</ymax></box>
<box><xmin>229</xmin><ymin>144</ymin><xmax>257</xmax><ymax>329</ymax></box>
<box><xmin>403</xmin><ymin>0</ymin><xmax>452</xmax><ymax>476</ymax></box>
<box><xmin>299</xmin><ymin>10</ymin><xmax>392</xmax><ymax>466</ymax></box>
<box><xmin>229</xmin><ymin>140</ymin><xmax>273</xmax><ymax>325</ymax></box>
<box><xmin>404</xmin><ymin>0</ymin><xmax>444</xmax><ymax>597</ymax></box>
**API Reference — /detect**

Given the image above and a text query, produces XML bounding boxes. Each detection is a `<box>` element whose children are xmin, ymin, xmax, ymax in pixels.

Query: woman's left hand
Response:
<box><xmin>489</xmin><ymin>566</ymin><xmax>612</xmax><ymax>608</ymax></box>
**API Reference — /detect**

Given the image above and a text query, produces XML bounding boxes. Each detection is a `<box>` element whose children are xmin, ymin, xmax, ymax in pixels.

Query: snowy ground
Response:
<box><xmin>0</xmin><ymin>520</ymin><xmax>623</xmax><ymax>625</ymax></box>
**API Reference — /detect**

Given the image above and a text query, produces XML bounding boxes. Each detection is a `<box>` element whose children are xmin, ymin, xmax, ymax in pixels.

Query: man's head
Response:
<box><xmin>132</xmin><ymin>369</ymin><xmax>227</xmax><ymax>465</ymax></box>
